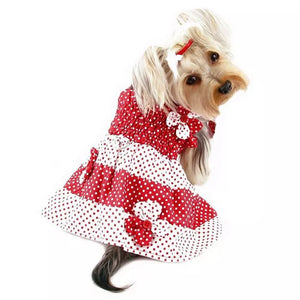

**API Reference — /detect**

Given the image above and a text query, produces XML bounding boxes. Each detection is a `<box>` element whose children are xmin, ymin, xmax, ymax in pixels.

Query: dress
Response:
<box><xmin>42</xmin><ymin>86</ymin><xmax>221</xmax><ymax>262</ymax></box>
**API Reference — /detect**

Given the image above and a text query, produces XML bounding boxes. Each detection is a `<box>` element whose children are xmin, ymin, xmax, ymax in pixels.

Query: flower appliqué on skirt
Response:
<box><xmin>124</xmin><ymin>200</ymin><xmax>171</xmax><ymax>246</ymax></box>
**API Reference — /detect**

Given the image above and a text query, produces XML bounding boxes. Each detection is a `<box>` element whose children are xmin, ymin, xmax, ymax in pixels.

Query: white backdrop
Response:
<box><xmin>1</xmin><ymin>0</ymin><xmax>299</xmax><ymax>299</ymax></box>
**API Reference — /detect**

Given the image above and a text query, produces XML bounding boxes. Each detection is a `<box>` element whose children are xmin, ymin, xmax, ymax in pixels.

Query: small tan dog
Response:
<box><xmin>132</xmin><ymin>9</ymin><xmax>248</xmax><ymax>186</ymax></box>
<box><xmin>41</xmin><ymin>8</ymin><xmax>248</xmax><ymax>292</ymax></box>
<box><xmin>91</xmin><ymin>9</ymin><xmax>248</xmax><ymax>291</ymax></box>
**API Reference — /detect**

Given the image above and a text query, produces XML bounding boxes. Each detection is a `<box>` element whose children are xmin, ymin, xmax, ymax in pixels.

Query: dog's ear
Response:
<box><xmin>132</xmin><ymin>46</ymin><xmax>174</xmax><ymax>114</ymax></box>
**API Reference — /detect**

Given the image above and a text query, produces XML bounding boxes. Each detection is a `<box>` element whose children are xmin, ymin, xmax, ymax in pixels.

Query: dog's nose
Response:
<box><xmin>218</xmin><ymin>80</ymin><xmax>232</xmax><ymax>94</ymax></box>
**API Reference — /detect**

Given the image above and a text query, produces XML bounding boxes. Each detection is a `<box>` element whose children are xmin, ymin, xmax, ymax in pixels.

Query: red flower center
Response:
<box><xmin>180</xmin><ymin>115</ymin><xmax>188</xmax><ymax>123</ymax></box>
<box><xmin>142</xmin><ymin>219</ymin><xmax>152</xmax><ymax>230</ymax></box>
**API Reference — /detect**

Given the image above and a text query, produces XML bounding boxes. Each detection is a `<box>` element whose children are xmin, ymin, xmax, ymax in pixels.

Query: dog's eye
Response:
<box><xmin>210</xmin><ymin>52</ymin><xmax>220</xmax><ymax>63</ymax></box>
<box><xmin>186</xmin><ymin>76</ymin><xmax>200</xmax><ymax>85</ymax></box>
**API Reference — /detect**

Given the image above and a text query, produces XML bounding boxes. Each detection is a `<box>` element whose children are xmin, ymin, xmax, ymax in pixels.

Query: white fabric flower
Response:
<box><xmin>166</xmin><ymin>111</ymin><xmax>198</xmax><ymax>139</ymax></box>
<box><xmin>133</xmin><ymin>200</ymin><xmax>171</xmax><ymax>237</ymax></box>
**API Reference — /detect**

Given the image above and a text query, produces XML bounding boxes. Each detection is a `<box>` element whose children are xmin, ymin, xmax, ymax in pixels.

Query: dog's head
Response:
<box><xmin>132</xmin><ymin>9</ymin><xmax>248</xmax><ymax>120</ymax></box>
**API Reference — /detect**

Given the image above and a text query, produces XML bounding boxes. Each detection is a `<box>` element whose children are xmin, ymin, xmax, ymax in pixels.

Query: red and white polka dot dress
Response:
<box><xmin>42</xmin><ymin>86</ymin><xmax>221</xmax><ymax>262</ymax></box>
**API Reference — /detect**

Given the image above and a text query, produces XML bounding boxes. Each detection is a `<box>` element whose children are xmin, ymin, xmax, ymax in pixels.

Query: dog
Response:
<box><xmin>92</xmin><ymin>9</ymin><xmax>248</xmax><ymax>292</ymax></box>
<box><xmin>42</xmin><ymin>8</ymin><xmax>248</xmax><ymax>293</ymax></box>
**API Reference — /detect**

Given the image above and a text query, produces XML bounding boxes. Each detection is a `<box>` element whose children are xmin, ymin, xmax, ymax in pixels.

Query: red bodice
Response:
<box><xmin>108</xmin><ymin>87</ymin><xmax>203</xmax><ymax>159</ymax></box>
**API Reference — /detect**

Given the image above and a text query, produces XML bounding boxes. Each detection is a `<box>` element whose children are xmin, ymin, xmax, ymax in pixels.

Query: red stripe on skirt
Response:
<box><xmin>64</xmin><ymin>162</ymin><xmax>217</xmax><ymax>230</ymax></box>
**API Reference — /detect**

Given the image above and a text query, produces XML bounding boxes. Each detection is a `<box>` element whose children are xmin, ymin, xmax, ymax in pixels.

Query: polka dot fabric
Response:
<box><xmin>41</xmin><ymin>87</ymin><xmax>222</xmax><ymax>262</ymax></box>
<box><xmin>108</xmin><ymin>87</ymin><xmax>203</xmax><ymax>159</ymax></box>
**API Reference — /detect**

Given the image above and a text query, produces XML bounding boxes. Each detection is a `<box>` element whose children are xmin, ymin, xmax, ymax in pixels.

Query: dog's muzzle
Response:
<box><xmin>218</xmin><ymin>80</ymin><xmax>232</xmax><ymax>94</ymax></box>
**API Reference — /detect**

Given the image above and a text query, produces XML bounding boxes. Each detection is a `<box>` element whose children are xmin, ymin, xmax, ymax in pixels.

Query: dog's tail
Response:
<box><xmin>92</xmin><ymin>244</ymin><xmax>139</xmax><ymax>292</ymax></box>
